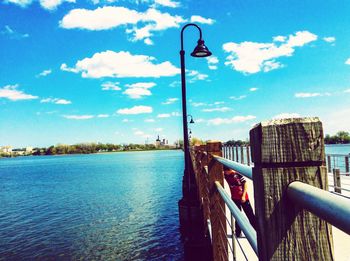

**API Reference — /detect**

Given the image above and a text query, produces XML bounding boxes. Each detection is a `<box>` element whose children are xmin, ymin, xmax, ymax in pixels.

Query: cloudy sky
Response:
<box><xmin>1</xmin><ymin>0</ymin><xmax>350</xmax><ymax>147</ymax></box>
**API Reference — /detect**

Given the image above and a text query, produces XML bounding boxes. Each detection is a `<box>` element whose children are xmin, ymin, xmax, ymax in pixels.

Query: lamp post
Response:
<box><xmin>187</xmin><ymin>114</ymin><xmax>195</xmax><ymax>124</ymax></box>
<box><xmin>180</xmin><ymin>23</ymin><xmax>211</xmax><ymax>200</ymax></box>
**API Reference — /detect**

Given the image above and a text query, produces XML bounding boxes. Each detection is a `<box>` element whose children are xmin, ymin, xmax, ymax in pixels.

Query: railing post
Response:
<box><xmin>345</xmin><ymin>156</ymin><xmax>349</xmax><ymax>176</ymax></box>
<box><xmin>230</xmin><ymin>145</ymin><xmax>234</xmax><ymax>161</ymax></box>
<box><xmin>207</xmin><ymin>141</ymin><xmax>227</xmax><ymax>261</ymax></box>
<box><xmin>240</xmin><ymin>146</ymin><xmax>244</xmax><ymax>164</ymax></box>
<box><xmin>327</xmin><ymin>155</ymin><xmax>331</xmax><ymax>173</ymax></box>
<box><xmin>333</xmin><ymin>168</ymin><xmax>341</xmax><ymax>193</ymax></box>
<box><xmin>246</xmin><ymin>145</ymin><xmax>251</xmax><ymax>166</ymax></box>
<box><xmin>235</xmin><ymin>146</ymin><xmax>239</xmax><ymax>162</ymax></box>
<box><xmin>250</xmin><ymin>117</ymin><xmax>334</xmax><ymax>261</ymax></box>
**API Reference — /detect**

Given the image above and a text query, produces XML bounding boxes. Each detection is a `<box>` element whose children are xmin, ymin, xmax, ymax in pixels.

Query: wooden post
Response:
<box><xmin>327</xmin><ymin>155</ymin><xmax>331</xmax><ymax>173</ymax></box>
<box><xmin>247</xmin><ymin>145</ymin><xmax>251</xmax><ymax>166</ymax></box>
<box><xmin>207</xmin><ymin>141</ymin><xmax>227</xmax><ymax>261</ymax></box>
<box><xmin>333</xmin><ymin>168</ymin><xmax>341</xmax><ymax>193</ymax></box>
<box><xmin>345</xmin><ymin>156</ymin><xmax>349</xmax><ymax>176</ymax></box>
<box><xmin>240</xmin><ymin>146</ymin><xmax>244</xmax><ymax>164</ymax></box>
<box><xmin>250</xmin><ymin>117</ymin><xmax>334</xmax><ymax>261</ymax></box>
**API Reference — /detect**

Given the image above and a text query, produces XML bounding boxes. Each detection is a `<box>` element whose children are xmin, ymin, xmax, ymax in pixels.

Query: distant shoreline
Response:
<box><xmin>0</xmin><ymin>148</ymin><xmax>181</xmax><ymax>158</ymax></box>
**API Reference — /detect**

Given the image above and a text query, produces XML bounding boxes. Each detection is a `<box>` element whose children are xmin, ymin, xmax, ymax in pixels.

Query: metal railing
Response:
<box><xmin>215</xmin><ymin>181</ymin><xmax>258</xmax><ymax>255</ymax></box>
<box><xmin>212</xmin><ymin>155</ymin><xmax>350</xmax><ymax>236</ymax></box>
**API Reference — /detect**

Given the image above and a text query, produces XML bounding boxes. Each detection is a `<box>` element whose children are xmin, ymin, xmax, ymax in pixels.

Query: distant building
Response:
<box><xmin>25</xmin><ymin>147</ymin><xmax>33</xmax><ymax>153</ymax></box>
<box><xmin>155</xmin><ymin>135</ymin><xmax>168</xmax><ymax>147</ymax></box>
<box><xmin>0</xmin><ymin>146</ymin><xmax>12</xmax><ymax>153</ymax></box>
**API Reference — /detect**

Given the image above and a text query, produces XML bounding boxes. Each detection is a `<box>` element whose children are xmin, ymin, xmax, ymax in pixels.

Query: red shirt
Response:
<box><xmin>225</xmin><ymin>172</ymin><xmax>249</xmax><ymax>201</ymax></box>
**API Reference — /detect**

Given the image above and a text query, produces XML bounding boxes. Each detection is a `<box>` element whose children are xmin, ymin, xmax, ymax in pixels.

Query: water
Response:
<box><xmin>0</xmin><ymin>150</ymin><xmax>184</xmax><ymax>260</ymax></box>
<box><xmin>325</xmin><ymin>144</ymin><xmax>350</xmax><ymax>155</ymax></box>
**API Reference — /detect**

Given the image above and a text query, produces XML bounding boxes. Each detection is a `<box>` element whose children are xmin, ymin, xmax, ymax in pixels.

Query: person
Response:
<box><xmin>223</xmin><ymin>166</ymin><xmax>256</xmax><ymax>237</ymax></box>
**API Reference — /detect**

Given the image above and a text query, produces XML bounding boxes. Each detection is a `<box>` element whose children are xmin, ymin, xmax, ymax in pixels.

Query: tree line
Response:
<box><xmin>32</xmin><ymin>143</ymin><xmax>173</xmax><ymax>156</ymax></box>
<box><xmin>324</xmin><ymin>131</ymin><xmax>350</xmax><ymax>144</ymax></box>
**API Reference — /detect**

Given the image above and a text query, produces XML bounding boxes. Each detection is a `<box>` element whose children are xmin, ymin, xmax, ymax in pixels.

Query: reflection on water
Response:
<box><xmin>0</xmin><ymin>151</ymin><xmax>184</xmax><ymax>260</ymax></box>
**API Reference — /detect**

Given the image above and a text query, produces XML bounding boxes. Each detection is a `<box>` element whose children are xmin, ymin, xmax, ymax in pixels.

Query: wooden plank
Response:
<box><xmin>250</xmin><ymin>117</ymin><xmax>334</xmax><ymax>261</ymax></box>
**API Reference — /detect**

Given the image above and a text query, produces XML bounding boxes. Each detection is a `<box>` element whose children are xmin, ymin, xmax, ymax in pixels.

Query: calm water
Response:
<box><xmin>0</xmin><ymin>150</ymin><xmax>184</xmax><ymax>260</ymax></box>
<box><xmin>325</xmin><ymin>144</ymin><xmax>350</xmax><ymax>155</ymax></box>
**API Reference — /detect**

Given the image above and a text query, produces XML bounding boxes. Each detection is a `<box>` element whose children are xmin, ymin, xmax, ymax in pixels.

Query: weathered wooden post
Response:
<box><xmin>247</xmin><ymin>145</ymin><xmax>251</xmax><ymax>166</ymax></box>
<box><xmin>345</xmin><ymin>156</ymin><xmax>349</xmax><ymax>176</ymax></box>
<box><xmin>333</xmin><ymin>168</ymin><xmax>341</xmax><ymax>193</ymax></box>
<box><xmin>327</xmin><ymin>155</ymin><xmax>331</xmax><ymax>173</ymax></box>
<box><xmin>250</xmin><ymin>117</ymin><xmax>334</xmax><ymax>261</ymax></box>
<box><xmin>207</xmin><ymin>141</ymin><xmax>227</xmax><ymax>261</ymax></box>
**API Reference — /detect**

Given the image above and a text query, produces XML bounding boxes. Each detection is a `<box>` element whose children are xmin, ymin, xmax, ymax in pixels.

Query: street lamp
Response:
<box><xmin>187</xmin><ymin>114</ymin><xmax>195</xmax><ymax>124</ymax></box>
<box><xmin>180</xmin><ymin>23</ymin><xmax>211</xmax><ymax>199</ymax></box>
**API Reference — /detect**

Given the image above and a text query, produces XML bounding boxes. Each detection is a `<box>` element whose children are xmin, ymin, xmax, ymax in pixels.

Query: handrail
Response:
<box><xmin>215</xmin><ymin>181</ymin><xmax>258</xmax><ymax>255</ymax></box>
<box><xmin>287</xmin><ymin>181</ymin><xmax>350</xmax><ymax>234</ymax></box>
<box><xmin>213</xmin><ymin>155</ymin><xmax>253</xmax><ymax>180</ymax></box>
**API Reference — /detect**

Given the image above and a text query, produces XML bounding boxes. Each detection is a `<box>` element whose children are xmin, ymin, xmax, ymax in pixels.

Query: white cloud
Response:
<box><xmin>229</xmin><ymin>95</ymin><xmax>247</xmax><ymax>100</ymax></box>
<box><xmin>117</xmin><ymin>105</ymin><xmax>153</xmax><ymax>115</ymax></box>
<box><xmin>206</xmin><ymin>56</ymin><xmax>219</xmax><ymax>70</ymax></box>
<box><xmin>3</xmin><ymin>0</ymin><xmax>32</xmax><ymax>8</ymax></box>
<box><xmin>40</xmin><ymin>0</ymin><xmax>75</xmax><ymax>10</ymax></box>
<box><xmin>273</xmin><ymin>36</ymin><xmax>286</xmax><ymax>42</ymax></box>
<box><xmin>134</xmin><ymin>129</ymin><xmax>151</xmax><ymax>138</ymax></box>
<box><xmin>60</xmin><ymin>63</ymin><xmax>79</xmax><ymax>73</ymax></box>
<box><xmin>157</xmin><ymin>113</ymin><xmax>171</xmax><ymax>118</ymax></box>
<box><xmin>273</xmin><ymin>113</ymin><xmax>301</xmax><ymax>119</ymax></box>
<box><xmin>190</xmin><ymin>15</ymin><xmax>215</xmax><ymax>25</ymax></box>
<box><xmin>249</xmin><ymin>87</ymin><xmax>258</xmax><ymax>92</ymax></box>
<box><xmin>169</xmin><ymin>81</ymin><xmax>180</xmax><ymax>87</ymax></box>
<box><xmin>126</xmin><ymin>82</ymin><xmax>156</xmax><ymax>88</ymax></box>
<box><xmin>61</xmin><ymin>50</ymin><xmax>180</xmax><ymax>78</ymax></box>
<box><xmin>5</xmin><ymin>0</ymin><xmax>75</xmax><ymax>10</ymax></box>
<box><xmin>214</xmin><ymin>101</ymin><xmax>224</xmax><ymax>105</ymax></box>
<box><xmin>41</xmin><ymin>97</ymin><xmax>71</xmax><ymax>104</ymax></box>
<box><xmin>323</xmin><ymin>36</ymin><xmax>336</xmax><ymax>43</ymax></box>
<box><xmin>295</xmin><ymin>92</ymin><xmax>330</xmax><ymax>98</ymax></box>
<box><xmin>162</xmin><ymin>97</ymin><xmax>178</xmax><ymax>104</ymax></box>
<box><xmin>154</xmin><ymin>0</ymin><xmax>180</xmax><ymax>8</ymax></box>
<box><xmin>123</xmin><ymin>82</ymin><xmax>156</xmax><ymax>99</ymax></box>
<box><xmin>187</xmin><ymin>70</ymin><xmax>209</xmax><ymax>83</ymax></box>
<box><xmin>144</xmin><ymin>38</ymin><xmax>154</xmax><ymax>45</ymax></box>
<box><xmin>202</xmin><ymin>107</ymin><xmax>232</xmax><ymax>112</ymax></box>
<box><xmin>37</xmin><ymin>69</ymin><xmax>52</xmax><ymax>77</ymax></box>
<box><xmin>155</xmin><ymin>127</ymin><xmax>163</xmax><ymax>132</ymax></box>
<box><xmin>207</xmin><ymin>115</ymin><xmax>256</xmax><ymax>125</ymax></box>
<box><xmin>145</xmin><ymin>118</ymin><xmax>155</xmax><ymax>122</ymax></box>
<box><xmin>63</xmin><ymin>115</ymin><xmax>94</xmax><ymax>120</ymax></box>
<box><xmin>97</xmin><ymin>114</ymin><xmax>109</xmax><ymax>118</ymax></box>
<box><xmin>122</xmin><ymin>119</ymin><xmax>133</xmax><ymax>122</ymax></box>
<box><xmin>1</xmin><ymin>25</ymin><xmax>29</xmax><ymax>39</ymax></box>
<box><xmin>171</xmin><ymin>111</ymin><xmax>180</xmax><ymax>116</ymax></box>
<box><xmin>60</xmin><ymin>7</ymin><xmax>185</xmax><ymax>43</ymax></box>
<box><xmin>123</xmin><ymin>88</ymin><xmax>151</xmax><ymax>99</ymax></box>
<box><xmin>191</xmin><ymin>102</ymin><xmax>206</xmax><ymax>107</ymax></box>
<box><xmin>344</xmin><ymin>89</ymin><xmax>350</xmax><ymax>93</ymax></box>
<box><xmin>0</xmin><ymin>84</ymin><xmax>38</xmax><ymax>101</ymax></box>
<box><xmin>223</xmin><ymin>31</ymin><xmax>318</xmax><ymax>74</ymax></box>
<box><xmin>345</xmin><ymin>58</ymin><xmax>350</xmax><ymax>65</ymax></box>
<box><xmin>101</xmin><ymin>82</ymin><xmax>121</xmax><ymax>91</ymax></box>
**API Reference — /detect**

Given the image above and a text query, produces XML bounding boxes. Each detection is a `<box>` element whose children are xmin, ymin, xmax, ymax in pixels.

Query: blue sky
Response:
<box><xmin>1</xmin><ymin>0</ymin><xmax>350</xmax><ymax>147</ymax></box>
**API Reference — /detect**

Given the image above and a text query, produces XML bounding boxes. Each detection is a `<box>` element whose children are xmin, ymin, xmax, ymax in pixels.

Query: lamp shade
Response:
<box><xmin>191</xmin><ymin>39</ymin><xmax>212</xmax><ymax>57</ymax></box>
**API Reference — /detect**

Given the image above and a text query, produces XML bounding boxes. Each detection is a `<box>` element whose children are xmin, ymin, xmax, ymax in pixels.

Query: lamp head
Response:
<box><xmin>191</xmin><ymin>39</ymin><xmax>212</xmax><ymax>58</ymax></box>
<box><xmin>189</xmin><ymin>118</ymin><xmax>195</xmax><ymax>124</ymax></box>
